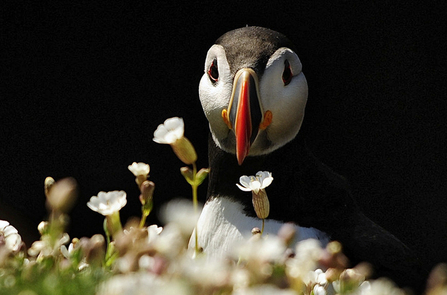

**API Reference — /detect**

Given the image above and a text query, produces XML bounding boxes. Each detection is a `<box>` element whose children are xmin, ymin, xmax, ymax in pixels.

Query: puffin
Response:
<box><xmin>195</xmin><ymin>26</ymin><xmax>425</xmax><ymax>291</ymax></box>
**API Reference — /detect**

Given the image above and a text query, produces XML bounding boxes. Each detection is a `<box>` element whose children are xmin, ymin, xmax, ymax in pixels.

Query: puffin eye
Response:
<box><xmin>282</xmin><ymin>60</ymin><xmax>293</xmax><ymax>86</ymax></box>
<box><xmin>208</xmin><ymin>59</ymin><xmax>219</xmax><ymax>83</ymax></box>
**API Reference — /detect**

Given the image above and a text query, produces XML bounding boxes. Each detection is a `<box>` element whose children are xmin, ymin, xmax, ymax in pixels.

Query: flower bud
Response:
<box><xmin>45</xmin><ymin>177</ymin><xmax>78</xmax><ymax>213</ymax></box>
<box><xmin>195</xmin><ymin>168</ymin><xmax>210</xmax><ymax>186</ymax></box>
<box><xmin>426</xmin><ymin>263</ymin><xmax>447</xmax><ymax>292</ymax></box>
<box><xmin>353</xmin><ymin>262</ymin><xmax>372</xmax><ymax>280</ymax></box>
<box><xmin>339</xmin><ymin>268</ymin><xmax>365</xmax><ymax>284</ymax></box>
<box><xmin>252</xmin><ymin>189</ymin><xmax>270</xmax><ymax>219</ymax></box>
<box><xmin>79</xmin><ymin>234</ymin><xmax>105</xmax><ymax>267</ymax></box>
<box><xmin>325</xmin><ymin>268</ymin><xmax>342</xmax><ymax>282</ymax></box>
<box><xmin>37</xmin><ymin>221</ymin><xmax>49</xmax><ymax>235</ymax></box>
<box><xmin>170</xmin><ymin>136</ymin><xmax>197</xmax><ymax>165</ymax></box>
<box><xmin>320</xmin><ymin>241</ymin><xmax>349</xmax><ymax>269</ymax></box>
<box><xmin>278</xmin><ymin>223</ymin><xmax>296</xmax><ymax>247</ymax></box>
<box><xmin>251</xmin><ymin>227</ymin><xmax>262</xmax><ymax>235</ymax></box>
<box><xmin>180</xmin><ymin>166</ymin><xmax>194</xmax><ymax>184</ymax></box>
<box><xmin>327</xmin><ymin>241</ymin><xmax>342</xmax><ymax>255</ymax></box>
<box><xmin>139</xmin><ymin>181</ymin><xmax>155</xmax><ymax>206</ymax></box>
<box><xmin>44</xmin><ymin>177</ymin><xmax>55</xmax><ymax>198</ymax></box>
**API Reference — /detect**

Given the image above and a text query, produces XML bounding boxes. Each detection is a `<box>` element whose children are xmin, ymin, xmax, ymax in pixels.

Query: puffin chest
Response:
<box><xmin>194</xmin><ymin>197</ymin><xmax>330</xmax><ymax>259</ymax></box>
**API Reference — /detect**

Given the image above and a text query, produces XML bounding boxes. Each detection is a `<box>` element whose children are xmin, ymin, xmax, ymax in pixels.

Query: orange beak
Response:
<box><xmin>226</xmin><ymin>68</ymin><xmax>263</xmax><ymax>165</ymax></box>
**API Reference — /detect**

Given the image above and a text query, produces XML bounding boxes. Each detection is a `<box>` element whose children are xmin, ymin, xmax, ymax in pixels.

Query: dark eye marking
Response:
<box><xmin>282</xmin><ymin>60</ymin><xmax>292</xmax><ymax>86</ymax></box>
<box><xmin>208</xmin><ymin>59</ymin><xmax>219</xmax><ymax>83</ymax></box>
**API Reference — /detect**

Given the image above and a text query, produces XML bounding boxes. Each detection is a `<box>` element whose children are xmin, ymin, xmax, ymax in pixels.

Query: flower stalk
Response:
<box><xmin>128</xmin><ymin>162</ymin><xmax>155</xmax><ymax>228</ymax></box>
<box><xmin>139</xmin><ymin>180</ymin><xmax>155</xmax><ymax>228</ymax></box>
<box><xmin>153</xmin><ymin>117</ymin><xmax>209</xmax><ymax>255</ymax></box>
<box><xmin>192</xmin><ymin>162</ymin><xmax>199</xmax><ymax>253</ymax></box>
<box><xmin>43</xmin><ymin>177</ymin><xmax>78</xmax><ymax>255</ymax></box>
<box><xmin>181</xmin><ymin>163</ymin><xmax>209</xmax><ymax>254</ymax></box>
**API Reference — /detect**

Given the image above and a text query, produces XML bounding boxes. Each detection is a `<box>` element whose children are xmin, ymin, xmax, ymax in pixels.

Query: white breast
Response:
<box><xmin>190</xmin><ymin>197</ymin><xmax>330</xmax><ymax>259</ymax></box>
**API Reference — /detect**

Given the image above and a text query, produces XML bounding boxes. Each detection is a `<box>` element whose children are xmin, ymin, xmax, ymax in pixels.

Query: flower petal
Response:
<box><xmin>3</xmin><ymin>225</ymin><xmax>18</xmax><ymax>236</ymax></box>
<box><xmin>153</xmin><ymin>125</ymin><xmax>170</xmax><ymax>144</ymax></box>
<box><xmin>0</xmin><ymin>220</ymin><xmax>10</xmax><ymax>231</ymax></box>
<box><xmin>250</xmin><ymin>180</ymin><xmax>261</xmax><ymax>194</ymax></box>
<box><xmin>239</xmin><ymin>176</ymin><xmax>251</xmax><ymax>188</ymax></box>
<box><xmin>236</xmin><ymin>183</ymin><xmax>253</xmax><ymax>191</ymax></box>
<box><xmin>256</xmin><ymin>171</ymin><xmax>273</xmax><ymax>189</ymax></box>
<box><xmin>164</xmin><ymin>117</ymin><xmax>183</xmax><ymax>132</ymax></box>
<box><xmin>153</xmin><ymin>117</ymin><xmax>185</xmax><ymax>144</ymax></box>
<box><xmin>261</xmin><ymin>176</ymin><xmax>273</xmax><ymax>188</ymax></box>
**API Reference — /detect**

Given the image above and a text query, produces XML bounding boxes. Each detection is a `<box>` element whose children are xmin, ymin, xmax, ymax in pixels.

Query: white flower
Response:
<box><xmin>236</xmin><ymin>171</ymin><xmax>273</xmax><ymax>194</ymax></box>
<box><xmin>180</xmin><ymin>255</ymin><xmax>229</xmax><ymax>288</ymax></box>
<box><xmin>87</xmin><ymin>191</ymin><xmax>127</xmax><ymax>216</ymax></box>
<box><xmin>147</xmin><ymin>224</ymin><xmax>163</xmax><ymax>244</ymax></box>
<box><xmin>60</xmin><ymin>242</ymin><xmax>74</xmax><ymax>259</ymax></box>
<box><xmin>153</xmin><ymin>117</ymin><xmax>197</xmax><ymax>164</ymax></box>
<box><xmin>354</xmin><ymin>281</ymin><xmax>371</xmax><ymax>294</ymax></box>
<box><xmin>231</xmin><ymin>268</ymin><xmax>251</xmax><ymax>290</ymax></box>
<box><xmin>160</xmin><ymin>199</ymin><xmax>200</xmax><ymax>237</ymax></box>
<box><xmin>152</xmin><ymin>224</ymin><xmax>185</xmax><ymax>257</ymax></box>
<box><xmin>345</xmin><ymin>278</ymin><xmax>404</xmax><ymax>295</ymax></box>
<box><xmin>314</xmin><ymin>269</ymin><xmax>328</xmax><ymax>285</ymax></box>
<box><xmin>153</xmin><ymin>117</ymin><xmax>184</xmax><ymax>144</ymax></box>
<box><xmin>128</xmin><ymin>162</ymin><xmax>150</xmax><ymax>177</ymax></box>
<box><xmin>286</xmin><ymin>239</ymin><xmax>323</xmax><ymax>281</ymax></box>
<box><xmin>307</xmin><ymin>269</ymin><xmax>328</xmax><ymax>295</ymax></box>
<box><xmin>138</xmin><ymin>255</ymin><xmax>154</xmax><ymax>270</ymax></box>
<box><xmin>234</xmin><ymin>235</ymin><xmax>286</xmax><ymax>263</ymax></box>
<box><xmin>313</xmin><ymin>284</ymin><xmax>327</xmax><ymax>295</ymax></box>
<box><xmin>0</xmin><ymin>220</ymin><xmax>22</xmax><ymax>252</ymax></box>
<box><xmin>61</xmin><ymin>239</ymin><xmax>88</xmax><ymax>271</ymax></box>
<box><xmin>28</xmin><ymin>233</ymin><xmax>70</xmax><ymax>258</ymax></box>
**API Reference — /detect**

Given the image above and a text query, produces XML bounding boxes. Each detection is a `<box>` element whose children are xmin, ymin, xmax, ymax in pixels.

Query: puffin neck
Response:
<box><xmin>206</xmin><ymin>133</ymin><xmax>358</xmax><ymax>230</ymax></box>
<box><xmin>207</xmin><ymin>135</ymin><xmax>267</xmax><ymax>212</ymax></box>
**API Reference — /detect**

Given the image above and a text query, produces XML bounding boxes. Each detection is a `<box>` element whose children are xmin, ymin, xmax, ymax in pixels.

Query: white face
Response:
<box><xmin>199</xmin><ymin>44</ymin><xmax>308</xmax><ymax>156</ymax></box>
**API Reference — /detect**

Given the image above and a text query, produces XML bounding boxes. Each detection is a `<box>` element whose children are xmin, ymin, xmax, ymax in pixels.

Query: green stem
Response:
<box><xmin>139</xmin><ymin>202</ymin><xmax>153</xmax><ymax>228</ymax></box>
<box><xmin>103</xmin><ymin>218</ymin><xmax>111</xmax><ymax>245</ymax></box>
<box><xmin>139</xmin><ymin>213</ymin><xmax>147</xmax><ymax>228</ymax></box>
<box><xmin>261</xmin><ymin>219</ymin><xmax>265</xmax><ymax>235</ymax></box>
<box><xmin>104</xmin><ymin>240</ymin><xmax>118</xmax><ymax>267</ymax></box>
<box><xmin>192</xmin><ymin>162</ymin><xmax>199</xmax><ymax>254</ymax></box>
<box><xmin>106</xmin><ymin>211</ymin><xmax>123</xmax><ymax>238</ymax></box>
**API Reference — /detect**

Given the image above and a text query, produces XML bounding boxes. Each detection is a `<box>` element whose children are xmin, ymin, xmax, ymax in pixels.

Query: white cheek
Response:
<box><xmin>260</xmin><ymin>71</ymin><xmax>308</xmax><ymax>147</ymax></box>
<box><xmin>199</xmin><ymin>74</ymin><xmax>233</xmax><ymax>141</ymax></box>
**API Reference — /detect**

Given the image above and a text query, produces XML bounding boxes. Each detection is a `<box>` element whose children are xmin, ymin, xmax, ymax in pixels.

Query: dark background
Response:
<box><xmin>2</xmin><ymin>1</ymin><xmax>446</xmax><ymax>274</ymax></box>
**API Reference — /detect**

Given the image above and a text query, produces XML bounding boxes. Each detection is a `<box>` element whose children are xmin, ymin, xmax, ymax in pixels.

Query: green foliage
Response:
<box><xmin>0</xmin><ymin>256</ymin><xmax>111</xmax><ymax>295</ymax></box>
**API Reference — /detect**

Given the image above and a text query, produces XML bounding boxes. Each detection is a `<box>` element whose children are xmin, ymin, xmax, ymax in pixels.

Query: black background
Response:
<box><xmin>2</xmin><ymin>1</ymin><xmax>446</xmax><ymax>274</ymax></box>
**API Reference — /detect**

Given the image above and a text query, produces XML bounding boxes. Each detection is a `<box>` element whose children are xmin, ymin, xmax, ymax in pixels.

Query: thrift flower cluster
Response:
<box><xmin>0</xmin><ymin>117</ymin><xmax>445</xmax><ymax>295</ymax></box>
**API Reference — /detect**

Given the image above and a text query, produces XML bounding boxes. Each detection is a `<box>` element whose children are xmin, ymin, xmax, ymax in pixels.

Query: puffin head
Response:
<box><xmin>199</xmin><ymin>26</ymin><xmax>308</xmax><ymax>165</ymax></box>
